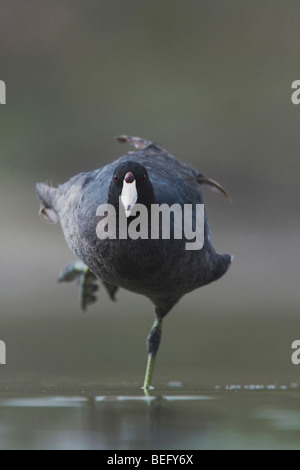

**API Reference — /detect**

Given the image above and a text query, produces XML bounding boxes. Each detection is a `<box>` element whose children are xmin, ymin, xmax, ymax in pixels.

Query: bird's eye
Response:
<box><xmin>114</xmin><ymin>175</ymin><xmax>118</xmax><ymax>183</ymax></box>
<box><xmin>142</xmin><ymin>174</ymin><xmax>147</xmax><ymax>182</ymax></box>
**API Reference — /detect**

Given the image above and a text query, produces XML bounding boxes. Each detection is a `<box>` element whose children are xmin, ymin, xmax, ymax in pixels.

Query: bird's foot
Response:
<box><xmin>141</xmin><ymin>382</ymin><xmax>155</xmax><ymax>397</ymax></box>
<box><xmin>58</xmin><ymin>261</ymin><xmax>99</xmax><ymax>311</ymax></box>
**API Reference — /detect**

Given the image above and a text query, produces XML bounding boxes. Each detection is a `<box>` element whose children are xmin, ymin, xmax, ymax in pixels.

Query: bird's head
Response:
<box><xmin>109</xmin><ymin>161</ymin><xmax>155</xmax><ymax>217</ymax></box>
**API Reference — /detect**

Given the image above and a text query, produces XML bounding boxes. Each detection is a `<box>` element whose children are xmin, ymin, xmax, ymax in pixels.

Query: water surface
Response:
<box><xmin>1</xmin><ymin>383</ymin><xmax>300</xmax><ymax>449</ymax></box>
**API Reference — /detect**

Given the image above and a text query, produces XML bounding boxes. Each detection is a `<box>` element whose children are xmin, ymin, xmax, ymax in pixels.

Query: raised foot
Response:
<box><xmin>58</xmin><ymin>261</ymin><xmax>99</xmax><ymax>311</ymax></box>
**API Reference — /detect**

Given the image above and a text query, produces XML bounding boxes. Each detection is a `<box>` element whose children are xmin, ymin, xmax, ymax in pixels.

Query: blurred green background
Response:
<box><xmin>0</xmin><ymin>0</ymin><xmax>300</xmax><ymax>390</ymax></box>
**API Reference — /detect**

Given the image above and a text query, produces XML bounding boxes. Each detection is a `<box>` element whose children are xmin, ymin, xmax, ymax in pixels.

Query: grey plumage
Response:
<box><xmin>36</xmin><ymin>137</ymin><xmax>231</xmax><ymax>319</ymax></box>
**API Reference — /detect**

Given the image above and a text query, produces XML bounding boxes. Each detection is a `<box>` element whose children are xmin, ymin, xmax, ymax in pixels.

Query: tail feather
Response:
<box><xmin>36</xmin><ymin>182</ymin><xmax>59</xmax><ymax>224</ymax></box>
<box><xmin>36</xmin><ymin>182</ymin><xmax>57</xmax><ymax>206</ymax></box>
<box><xmin>214</xmin><ymin>253</ymin><xmax>232</xmax><ymax>281</ymax></box>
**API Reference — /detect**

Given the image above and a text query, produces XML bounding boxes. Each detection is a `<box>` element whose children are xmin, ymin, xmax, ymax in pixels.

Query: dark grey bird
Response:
<box><xmin>36</xmin><ymin>135</ymin><xmax>232</xmax><ymax>393</ymax></box>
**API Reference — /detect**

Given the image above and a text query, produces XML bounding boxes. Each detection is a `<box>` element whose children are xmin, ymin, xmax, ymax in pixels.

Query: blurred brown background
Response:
<box><xmin>0</xmin><ymin>0</ymin><xmax>299</xmax><ymax>389</ymax></box>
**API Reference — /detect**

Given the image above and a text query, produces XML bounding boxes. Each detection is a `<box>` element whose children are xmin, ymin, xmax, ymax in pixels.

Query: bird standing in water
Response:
<box><xmin>36</xmin><ymin>136</ymin><xmax>232</xmax><ymax>394</ymax></box>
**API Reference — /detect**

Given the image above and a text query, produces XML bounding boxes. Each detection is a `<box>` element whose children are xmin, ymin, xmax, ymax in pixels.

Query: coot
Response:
<box><xmin>36</xmin><ymin>135</ymin><xmax>232</xmax><ymax>393</ymax></box>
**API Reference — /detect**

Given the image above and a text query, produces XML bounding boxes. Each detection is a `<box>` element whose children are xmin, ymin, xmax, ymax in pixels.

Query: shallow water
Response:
<box><xmin>1</xmin><ymin>309</ymin><xmax>300</xmax><ymax>449</ymax></box>
<box><xmin>1</xmin><ymin>385</ymin><xmax>300</xmax><ymax>449</ymax></box>
<box><xmin>1</xmin><ymin>218</ymin><xmax>300</xmax><ymax>449</ymax></box>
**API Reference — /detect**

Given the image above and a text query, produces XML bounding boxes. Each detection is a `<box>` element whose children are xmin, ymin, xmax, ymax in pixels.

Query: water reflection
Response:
<box><xmin>1</xmin><ymin>388</ymin><xmax>300</xmax><ymax>449</ymax></box>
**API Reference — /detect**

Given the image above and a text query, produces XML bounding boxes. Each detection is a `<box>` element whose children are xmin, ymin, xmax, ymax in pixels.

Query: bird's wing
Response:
<box><xmin>116</xmin><ymin>135</ymin><xmax>231</xmax><ymax>202</ymax></box>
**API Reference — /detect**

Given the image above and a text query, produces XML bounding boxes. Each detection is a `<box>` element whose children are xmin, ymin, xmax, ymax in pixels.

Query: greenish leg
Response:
<box><xmin>143</xmin><ymin>355</ymin><xmax>155</xmax><ymax>396</ymax></box>
<box><xmin>143</xmin><ymin>319</ymin><xmax>162</xmax><ymax>395</ymax></box>
<box><xmin>58</xmin><ymin>261</ymin><xmax>99</xmax><ymax>311</ymax></box>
